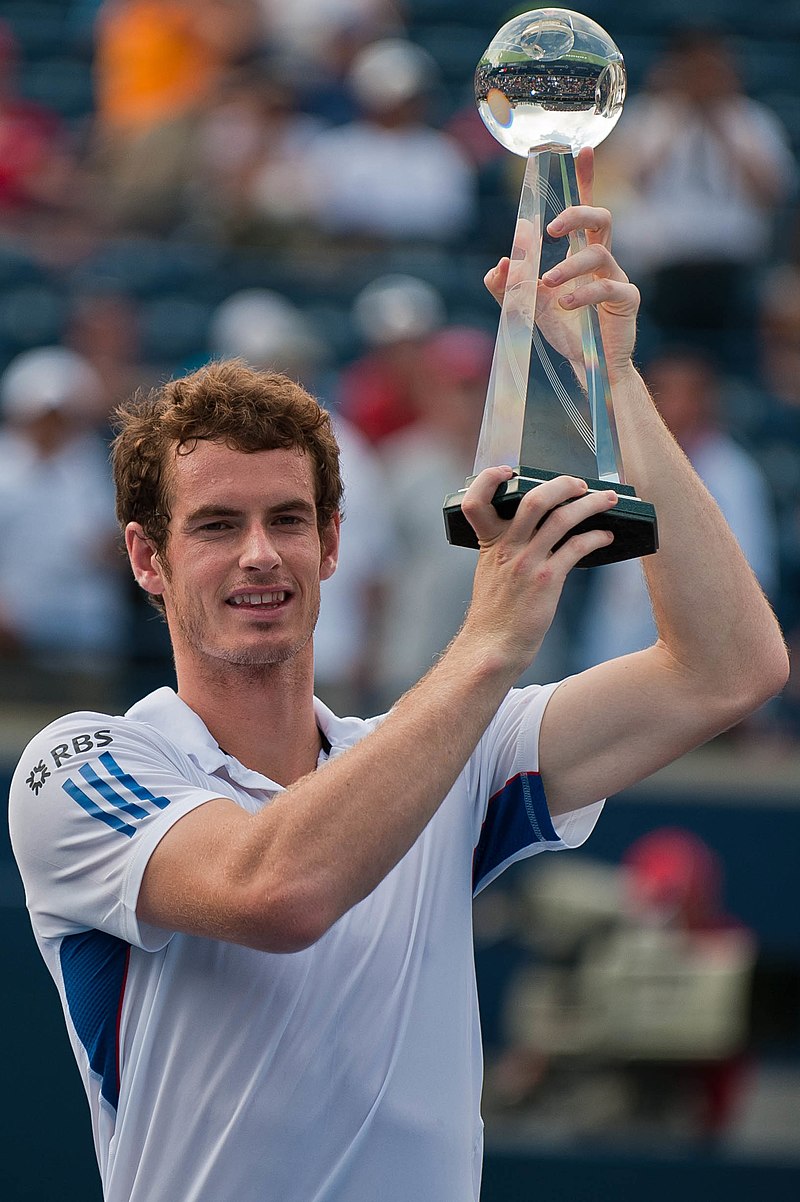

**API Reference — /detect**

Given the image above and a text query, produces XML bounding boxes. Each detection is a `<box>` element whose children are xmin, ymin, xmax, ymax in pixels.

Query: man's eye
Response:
<box><xmin>274</xmin><ymin>515</ymin><xmax>303</xmax><ymax>526</ymax></box>
<box><xmin>197</xmin><ymin>521</ymin><xmax>232</xmax><ymax>533</ymax></box>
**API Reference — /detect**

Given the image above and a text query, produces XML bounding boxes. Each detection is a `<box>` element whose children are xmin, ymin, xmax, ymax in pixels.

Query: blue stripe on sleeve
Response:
<box><xmin>99</xmin><ymin>753</ymin><xmax>171</xmax><ymax>810</ymax></box>
<box><xmin>78</xmin><ymin>762</ymin><xmax>151</xmax><ymax>820</ymax></box>
<box><xmin>62</xmin><ymin>778</ymin><xmax>137</xmax><ymax>838</ymax></box>
<box><xmin>472</xmin><ymin>771</ymin><xmax>557</xmax><ymax>892</ymax></box>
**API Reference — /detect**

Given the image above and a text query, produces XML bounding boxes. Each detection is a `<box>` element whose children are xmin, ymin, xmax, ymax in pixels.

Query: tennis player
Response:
<box><xmin>9</xmin><ymin>187</ymin><xmax>787</xmax><ymax>1201</ymax></box>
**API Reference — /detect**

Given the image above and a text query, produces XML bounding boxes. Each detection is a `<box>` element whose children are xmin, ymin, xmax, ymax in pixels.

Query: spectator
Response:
<box><xmin>304</xmin><ymin>38</ymin><xmax>477</xmax><ymax>243</ymax></box>
<box><xmin>65</xmin><ymin>290</ymin><xmax>155</xmax><ymax>425</ymax></box>
<box><xmin>338</xmin><ymin>273</ymin><xmax>445</xmax><ymax>445</ymax></box>
<box><xmin>759</xmin><ymin>259</ymin><xmax>800</xmax><ymax>412</ymax></box>
<box><xmin>0</xmin><ymin>23</ymin><xmax>77</xmax><ymax>232</ymax></box>
<box><xmin>193</xmin><ymin>68</ymin><xmax>325</xmax><ymax>246</ymax></box>
<box><xmin>209</xmin><ymin>287</ymin><xmax>326</xmax><ymax>379</ymax></box>
<box><xmin>605</xmin><ymin>27</ymin><xmax>796</xmax><ymax>370</ymax></box>
<box><xmin>92</xmin><ymin>0</ymin><xmax>261</xmax><ymax>231</ymax></box>
<box><xmin>486</xmin><ymin>829</ymin><xmax>756</xmax><ymax>1140</ymax></box>
<box><xmin>374</xmin><ymin>325</ymin><xmax>492</xmax><ymax>705</ymax></box>
<box><xmin>256</xmin><ymin>0</ymin><xmax>404</xmax><ymax>125</ymax></box>
<box><xmin>577</xmin><ymin>347</ymin><xmax>779</xmax><ymax>671</ymax></box>
<box><xmin>619</xmin><ymin>829</ymin><xmax>757</xmax><ymax>1138</ymax></box>
<box><xmin>0</xmin><ymin>347</ymin><xmax>128</xmax><ymax>673</ymax></box>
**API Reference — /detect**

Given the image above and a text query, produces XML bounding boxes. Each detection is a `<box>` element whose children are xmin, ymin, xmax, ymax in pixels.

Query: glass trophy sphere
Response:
<box><xmin>475</xmin><ymin>8</ymin><xmax>626</xmax><ymax>156</ymax></box>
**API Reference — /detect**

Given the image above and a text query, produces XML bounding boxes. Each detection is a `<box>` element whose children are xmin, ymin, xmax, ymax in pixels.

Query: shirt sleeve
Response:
<box><xmin>9</xmin><ymin>712</ymin><xmax>226</xmax><ymax>951</ymax></box>
<box><xmin>471</xmin><ymin>682</ymin><xmax>604</xmax><ymax>894</ymax></box>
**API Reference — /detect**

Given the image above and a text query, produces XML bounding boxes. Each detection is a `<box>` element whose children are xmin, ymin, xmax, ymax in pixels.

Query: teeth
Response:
<box><xmin>231</xmin><ymin>592</ymin><xmax>286</xmax><ymax>606</ymax></box>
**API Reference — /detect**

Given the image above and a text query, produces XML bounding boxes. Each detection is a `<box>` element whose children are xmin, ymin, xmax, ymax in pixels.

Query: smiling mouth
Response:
<box><xmin>227</xmin><ymin>591</ymin><xmax>288</xmax><ymax>609</ymax></box>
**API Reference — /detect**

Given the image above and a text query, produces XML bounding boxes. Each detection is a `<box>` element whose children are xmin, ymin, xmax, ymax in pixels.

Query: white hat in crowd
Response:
<box><xmin>348</xmin><ymin>38</ymin><xmax>438</xmax><ymax>112</ymax></box>
<box><xmin>352</xmin><ymin>274</ymin><xmax>446</xmax><ymax>347</ymax></box>
<box><xmin>210</xmin><ymin>289</ymin><xmax>325</xmax><ymax>376</ymax></box>
<box><xmin>0</xmin><ymin>346</ymin><xmax>103</xmax><ymax>422</ymax></box>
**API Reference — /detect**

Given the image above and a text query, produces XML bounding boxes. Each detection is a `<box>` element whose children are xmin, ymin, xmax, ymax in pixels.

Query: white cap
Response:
<box><xmin>353</xmin><ymin>274</ymin><xmax>445</xmax><ymax>346</ymax></box>
<box><xmin>0</xmin><ymin>346</ymin><xmax>103</xmax><ymax>421</ymax></box>
<box><xmin>210</xmin><ymin>289</ymin><xmax>325</xmax><ymax>375</ymax></box>
<box><xmin>348</xmin><ymin>38</ymin><xmax>438</xmax><ymax>112</ymax></box>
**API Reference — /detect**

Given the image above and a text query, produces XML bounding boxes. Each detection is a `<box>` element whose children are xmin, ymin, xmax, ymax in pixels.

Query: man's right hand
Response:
<box><xmin>458</xmin><ymin>467</ymin><xmax>618</xmax><ymax>674</ymax></box>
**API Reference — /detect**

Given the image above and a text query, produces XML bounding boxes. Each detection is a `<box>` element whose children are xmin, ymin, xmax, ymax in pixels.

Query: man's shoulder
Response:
<box><xmin>18</xmin><ymin>708</ymin><xmax>125</xmax><ymax>759</ymax></box>
<box><xmin>10</xmin><ymin>699</ymin><xmax>186</xmax><ymax>800</ymax></box>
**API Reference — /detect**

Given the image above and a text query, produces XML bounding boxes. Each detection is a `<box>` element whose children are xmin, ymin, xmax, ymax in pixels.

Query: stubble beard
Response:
<box><xmin>169</xmin><ymin>593</ymin><xmax>321</xmax><ymax>675</ymax></box>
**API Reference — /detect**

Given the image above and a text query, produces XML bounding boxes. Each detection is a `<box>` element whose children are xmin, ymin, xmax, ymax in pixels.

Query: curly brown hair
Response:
<box><xmin>112</xmin><ymin>359</ymin><xmax>343</xmax><ymax>560</ymax></box>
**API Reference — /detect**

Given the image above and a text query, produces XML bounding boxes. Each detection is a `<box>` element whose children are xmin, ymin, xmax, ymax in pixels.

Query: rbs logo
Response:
<box><xmin>50</xmin><ymin>730</ymin><xmax>114</xmax><ymax>768</ymax></box>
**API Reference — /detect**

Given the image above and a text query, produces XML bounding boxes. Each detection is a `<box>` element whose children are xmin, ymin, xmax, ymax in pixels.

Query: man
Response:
<box><xmin>0</xmin><ymin>346</ymin><xmax>127</xmax><ymax>671</ymax></box>
<box><xmin>9</xmin><ymin>179</ymin><xmax>788</xmax><ymax>1202</ymax></box>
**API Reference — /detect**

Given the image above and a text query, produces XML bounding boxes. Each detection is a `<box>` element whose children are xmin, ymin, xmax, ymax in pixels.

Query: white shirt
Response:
<box><xmin>578</xmin><ymin>431</ymin><xmax>778</xmax><ymax>668</ymax></box>
<box><xmin>9</xmin><ymin>685</ymin><xmax>602</xmax><ymax>1202</ymax></box>
<box><xmin>306</xmin><ymin>121</ymin><xmax>476</xmax><ymax>239</ymax></box>
<box><xmin>375</xmin><ymin>425</ymin><xmax>477</xmax><ymax>701</ymax></box>
<box><xmin>314</xmin><ymin>416</ymin><xmax>390</xmax><ymax>684</ymax></box>
<box><xmin>0</xmin><ymin>429</ymin><xmax>127</xmax><ymax>657</ymax></box>
<box><xmin>611</xmin><ymin>94</ymin><xmax>796</xmax><ymax>274</ymax></box>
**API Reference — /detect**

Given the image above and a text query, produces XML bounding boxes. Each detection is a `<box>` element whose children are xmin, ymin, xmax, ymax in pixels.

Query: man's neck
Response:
<box><xmin>176</xmin><ymin>654</ymin><xmax>323</xmax><ymax>787</ymax></box>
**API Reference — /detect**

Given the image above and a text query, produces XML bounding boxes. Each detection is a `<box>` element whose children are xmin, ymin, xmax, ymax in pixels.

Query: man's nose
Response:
<box><xmin>239</xmin><ymin>524</ymin><xmax>281</xmax><ymax>571</ymax></box>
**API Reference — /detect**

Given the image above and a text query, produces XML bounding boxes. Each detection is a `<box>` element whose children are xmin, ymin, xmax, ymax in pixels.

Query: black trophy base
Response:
<box><xmin>443</xmin><ymin>467</ymin><xmax>659</xmax><ymax>568</ymax></box>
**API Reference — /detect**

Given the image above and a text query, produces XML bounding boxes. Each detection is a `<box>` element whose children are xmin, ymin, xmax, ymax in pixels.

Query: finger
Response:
<box><xmin>465</xmin><ymin>473</ymin><xmax>593</xmax><ymax>548</ymax></box>
<box><xmin>557</xmin><ymin>278</ymin><xmax>640</xmax><ymax>316</ymax></box>
<box><xmin>503</xmin><ymin>475</ymin><xmax>592</xmax><ymax>546</ymax></box>
<box><xmin>484</xmin><ymin>257</ymin><xmax>510</xmax><ymax>307</ymax></box>
<box><xmin>530</xmin><ymin>485</ymin><xmax>619</xmax><ymax>555</ymax></box>
<box><xmin>510</xmin><ymin>217</ymin><xmax>541</xmax><ymax>260</ymax></box>
<box><xmin>461</xmin><ymin>465</ymin><xmax>515</xmax><ymax>541</ymax></box>
<box><xmin>575</xmin><ymin>147</ymin><xmax>594</xmax><ymax>205</ymax></box>
<box><xmin>547</xmin><ymin>204</ymin><xmax>612</xmax><ymax>248</ymax></box>
<box><xmin>542</xmin><ymin>242</ymin><xmax>628</xmax><ymax>288</ymax></box>
<box><xmin>549</xmin><ymin>524</ymin><xmax>615</xmax><ymax>574</ymax></box>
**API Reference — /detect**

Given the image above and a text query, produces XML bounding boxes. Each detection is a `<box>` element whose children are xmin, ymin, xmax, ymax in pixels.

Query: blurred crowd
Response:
<box><xmin>476</xmin><ymin>826</ymin><xmax>761</xmax><ymax>1144</ymax></box>
<box><xmin>0</xmin><ymin>0</ymin><xmax>799</xmax><ymax>747</ymax></box>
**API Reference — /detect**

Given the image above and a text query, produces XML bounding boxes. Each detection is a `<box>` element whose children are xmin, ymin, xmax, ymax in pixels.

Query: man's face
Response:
<box><xmin>151</xmin><ymin>441</ymin><xmax>338</xmax><ymax>670</ymax></box>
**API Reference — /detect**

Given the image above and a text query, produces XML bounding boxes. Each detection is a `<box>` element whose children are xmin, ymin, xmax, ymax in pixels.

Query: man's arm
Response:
<box><xmin>138</xmin><ymin>473</ymin><xmax>618</xmax><ymax>953</ymax></box>
<box><xmin>538</xmin><ymin>358</ymin><xmax>788</xmax><ymax>813</ymax></box>
<box><xmin>481</xmin><ymin>152</ymin><xmax>788</xmax><ymax>814</ymax></box>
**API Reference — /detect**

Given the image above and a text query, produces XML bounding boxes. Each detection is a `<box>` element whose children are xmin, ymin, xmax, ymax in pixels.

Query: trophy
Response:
<box><xmin>443</xmin><ymin>8</ymin><xmax>657</xmax><ymax>567</ymax></box>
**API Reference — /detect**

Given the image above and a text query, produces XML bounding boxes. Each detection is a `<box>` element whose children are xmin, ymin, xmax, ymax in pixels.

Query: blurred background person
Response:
<box><xmin>64</xmin><ymin>289</ymin><xmax>154</xmax><ymax>423</ymax></box>
<box><xmin>191</xmin><ymin>66</ymin><xmax>325</xmax><ymax>247</ymax></box>
<box><xmin>256</xmin><ymin>0</ymin><xmax>404</xmax><ymax>124</ymax></box>
<box><xmin>337</xmin><ymin>272</ymin><xmax>445</xmax><ymax>445</ymax></box>
<box><xmin>618</xmin><ymin>828</ymin><xmax>758</xmax><ymax>1139</ymax></box>
<box><xmin>304</xmin><ymin>37</ymin><xmax>477</xmax><ymax>244</ymax></box>
<box><xmin>91</xmin><ymin>0</ymin><xmax>261</xmax><ymax>232</ymax></box>
<box><xmin>0</xmin><ymin>21</ymin><xmax>79</xmax><ymax>236</ymax></box>
<box><xmin>372</xmin><ymin>324</ymin><xmax>491</xmax><ymax>706</ymax></box>
<box><xmin>605</xmin><ymin>26</ymin><xmax>796</xmax><ymax>373</ymax></box>
<box><xmin>577</xmin><ymin>347</ymin><xmax>779</xmax><ymax>679</ymax></box>
<box><xmin>0</xmin><ymin>346</ymin><xmax>128</xmax><ymax>695</ymax></box>
<box><xmin>485</xmin><ymin>829</ymin><xmax>757</xmax><ymax>1142</ymax></box>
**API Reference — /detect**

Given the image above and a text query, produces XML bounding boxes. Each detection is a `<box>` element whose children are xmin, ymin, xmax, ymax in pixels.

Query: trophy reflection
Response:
<box><xmin>443</xmin><ymin>8</ymin><xmax>657</xmax><ymax>567</ymax></box>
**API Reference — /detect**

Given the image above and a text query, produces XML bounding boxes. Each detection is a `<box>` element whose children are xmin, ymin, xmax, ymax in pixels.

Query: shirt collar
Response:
<box><xmin>125</xmin><ymin>686</ymin><xmax>362</xmax><ymax>788</ymax></box>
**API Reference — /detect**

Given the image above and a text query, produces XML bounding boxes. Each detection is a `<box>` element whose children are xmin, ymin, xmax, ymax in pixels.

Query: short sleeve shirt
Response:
<box><xmin>9</xmin><ymin>684</ymin><xmax>602</xmax><ymax>1202</ymax></box>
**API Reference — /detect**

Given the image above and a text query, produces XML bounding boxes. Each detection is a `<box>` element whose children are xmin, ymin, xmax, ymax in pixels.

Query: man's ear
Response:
<box><xmin>319</xmin><ymin>512</ymin><xmax>341</xmax><ymax>582</ymax></box>
<box><xmin>125</xmin><ymin>523</ymin><xmax>166</xmax><ymax>598</ymax></box>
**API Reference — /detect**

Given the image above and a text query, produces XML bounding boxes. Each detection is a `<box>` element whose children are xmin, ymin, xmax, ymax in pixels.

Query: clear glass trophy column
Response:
<box><xmin>443</xmin><ymin>8</ymin><xmax>657</xmax><ymax>567</ymax></box>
